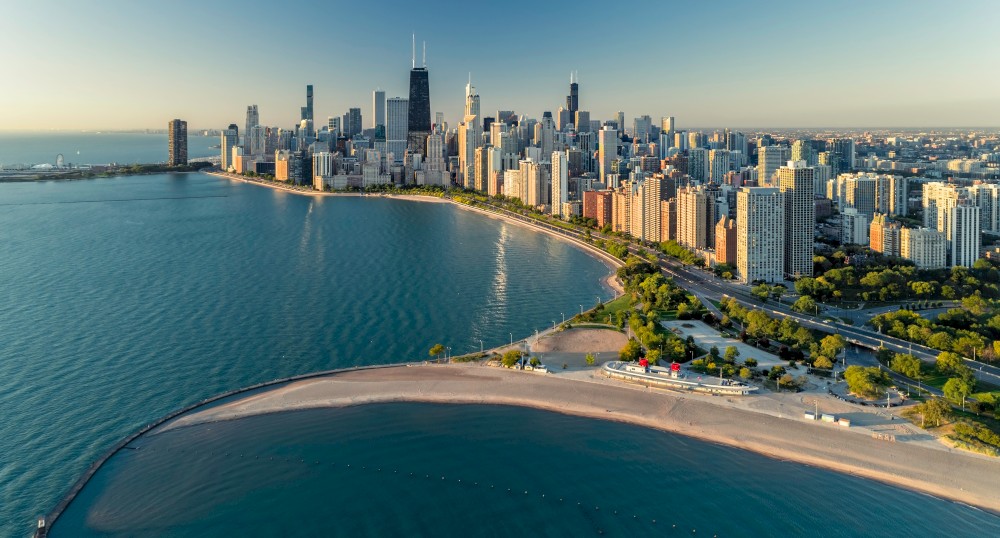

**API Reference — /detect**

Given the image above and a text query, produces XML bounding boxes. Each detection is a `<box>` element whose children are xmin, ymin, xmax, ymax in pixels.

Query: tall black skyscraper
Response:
<box><xmin>566</xmin><ymin>71</ymin><xmax>579</xmax><ymax>115</ymax></box>
<box><xmin>301</xmin><ymin>84</ymin><xmax>313</xmax><ymax>122</ymax></box>
<box><xmin>407</xmin><ymin>38</ymin><xmax>431</xmax><ymax>154</ymax></box>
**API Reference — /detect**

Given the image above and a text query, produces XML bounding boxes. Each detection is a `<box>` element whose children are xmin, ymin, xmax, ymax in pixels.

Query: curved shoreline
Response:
<box><xmin>150</xmin><ymin>365</ymin><xmax>1000</xmax><ymax>515</ymax></box>
<box><xmin>205</xmin><ymin>170</ymin><xmax>625</xmax><ymax>294</ymax></box>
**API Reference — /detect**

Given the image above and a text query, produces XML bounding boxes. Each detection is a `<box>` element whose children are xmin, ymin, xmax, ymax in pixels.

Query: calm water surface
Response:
<box><xmin>0</xmin><ymin>173</ymin><xmax>613</xmax><ymax>535</ymax></box>
<box><xmin>0</xmin><ymin>132</ymin><xmax>216</xmax><ymax>166</ymax></box>
<box><xmin>55</xmin><ymin>403</ymin><xmax>1000</xmax><ymax>537</ymax></box>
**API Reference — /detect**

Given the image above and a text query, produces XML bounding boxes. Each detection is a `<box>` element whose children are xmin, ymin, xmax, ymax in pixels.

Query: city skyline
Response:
<box><xmin>2</xmin><ymin>0</ymin><xmax>999</xmax><ymax>130</ymax></box>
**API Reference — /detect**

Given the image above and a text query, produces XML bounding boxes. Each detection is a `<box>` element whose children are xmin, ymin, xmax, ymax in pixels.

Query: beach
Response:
<box><xmin>160</xmin><ymin>362</ymin><xmax>1000</xmax><ymax>513</ymax></box>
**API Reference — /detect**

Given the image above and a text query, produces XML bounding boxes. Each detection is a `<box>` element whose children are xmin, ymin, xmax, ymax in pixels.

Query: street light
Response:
<box><xmin>510</xmin><ymin>333</ymin><xmax>513</xmax><ymax>347</ymax></box>
<box><xmin>479</xmin><ymin>339</ymin><xmax>484</xmax><ymax>354</ymax></box>
<box><xmin>561</xmin><ymin>312</ymin><xmax>565</xmax><ymax>324</ymax></box>
<box><xmin>580</xmin><ymin>304</ymin><xmax>584</xmax><ymax>315</ymax></box>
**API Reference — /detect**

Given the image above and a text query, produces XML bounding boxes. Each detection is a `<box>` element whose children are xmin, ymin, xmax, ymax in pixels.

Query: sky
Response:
<box><xmin>2</xmin><ymin>0</ymin><xmax>999</xmax><ymax>131</ymax></box>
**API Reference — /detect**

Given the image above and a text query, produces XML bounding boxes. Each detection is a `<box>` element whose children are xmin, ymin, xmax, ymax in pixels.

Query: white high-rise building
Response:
<box><xmin>709</xmin><ymin>149</ymin><xmax>731</xmax><ymax>183</ymax></box>
<box><xmin>312</xmin><ymin>152</ymin><xmax>334</xmax><ymax>178</ymax></box>
<box><xmin>551</xmin><ymin>151</ymin><xmax>568</xmax><ymax>217</ymax></box>
<box><xmin>599</xmin><ymin>126</ymin><xmax>618</xmax><ymax>183</ymax></box>
<box><xmin>757</xmin><ymin>145</ymin><xmax>791</xmax><ymax>187</ymax></box>
<box><xmin>465</xmin><ymin>78</ymin><xmax>480</xmax><ymax>128</ymax></box>
<box><xmin>946</xmin><ymin>200</ymin><xmax>981</xmax><ymax>267</ymax></box>
<box><xmin>737</xmin><ymin>187</ymin><xmax>785</xmax><ymax>284</ymax></box>
<box><xmin>522</xmin><ymin>158</ymin><xmax>548</xmax><ymax>208</ymax></box>
<box><xmin>503</xmin><ymin>169</ymin><xmax>522</xmax><ymax>200</ymax></box>
<box><xmin>901</xmin><ymin>227</ymin><xmax>947</xmax><ymax>269</ymax></box>
<box><xmin>458</xmin><ymin>115</ymin><xmax>482</xmax><ymax>189</ymax></box>
<box><xmin>372</xmin><ymin>89</ymin><xmax>386</xmax><ymax>129</ymax></box>
<box><xmin>778</xmin><ymin>161</ymin><xmax>815</xmax><ymax>278</ymax></box>
<box><xmin>386</xmin><ymin>97</ymin><xmax>409</xmax><ymax>163</ymax></box>
<box><xmin>875</xmin><ymin>175</ymin><xmax>908</xmax><ymax>216</ymax></box>
<box><xmin>969</xmin><ymin>183</ymin><xmax>1000</xmax><ymax>233</ymax></box>
<box><xmin>841</xmin><ymin>207</ymin><xmax>870</xmax><ymax>246</ymax></box>
<box><xmin>676</xmin><ymin>185</ymin><xmax>716</xmax><ymax>251</ymax></box>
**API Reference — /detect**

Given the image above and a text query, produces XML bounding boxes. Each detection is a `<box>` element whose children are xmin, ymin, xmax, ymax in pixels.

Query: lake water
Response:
<box><xmin>0</xmin><ymin>173</ymin><xmax>614</xmax><ymax>535</ymax></box>
<box><xmin>0</xmin><ymin>132</ymin><xmax>217</xmax><ymax>166</ymax></box>
<box><xmin>54</xmin><ymin>403</ymin><xmax>1000</xmax><ymax>537</ymax></box>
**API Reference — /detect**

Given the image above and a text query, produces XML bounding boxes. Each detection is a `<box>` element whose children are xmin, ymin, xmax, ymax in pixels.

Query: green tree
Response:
<box><xmin>751</xmin><ymin>284</ymin><xmax>771</xmax><ymax>302</ymax></box>
<box><xmin>501</xmin><ymin>349</ymin><xmax>522</xmax><ymax>367</ymax></box>
<box><xmin>585</xmin><ymin>353</ymin><xmax>597</xmax><ymax>366</ymax></box>
<box><xmin>818</xmin><ymin>334</ymin><xmax>846</xmax><ymax>360</ymax></box>
<box><xmin>743</xmin><ymin>358</ymin><xmax>758</xmax><ymax>368</ymax></box>
<box><xmin>936</xmin><ymin>351</ymin><xmax>964</xmax><ymax>376</ymax></box>
<box><xmin>813</xmin><ymin>356</ymin><xmax>834</xmax><ymax>369</ymax></box>
<box><xmin>619</xmin><ymin>338</ymin><xmax>642</xmax><ymax>362</ymax></box>
<box><xmin>944</xmin><ymin>377</ymin><xmax>973</xmax><ymax>405</ymax></box>
<box><xmin>645</xmin><ymin>348</ymin><xmax>662</xmax><ymax>365</ymax></box>
<box><xmin>791</xmin><ymin>295</ymin><xmax>818</xmax><ymax>315</ymax></box>
<box><xmin>909</xmin><ymin>398</ymin><xmax>953</xmax><ymax>428</ymax></box>
<box><xmin>723</xmin><ymin>345</ymin><xmax>740</xmax><ymax>363</ymax></box>
<box><xmin>889</xmin><ymin>353</ymin><xmax>922</xmax><ymax>379</ymax></box>
<box><xmin>739</xmin><ymin>367</ymin><xmax>752</xmax><ymax>380</ymax></box>
<box><xmin>529</xmin><ymin>356</ymin><xmax>541</xmax><ymax>367</ymax></box>
<box><xmin>843</xmin><ymin>365</ymin><xmax>889</xmax><ymax>399</ymax></box>
<box><xmin>429</xmin><ymin>343</ymin><xmax>445</xmax><ymax>360</ymax></box>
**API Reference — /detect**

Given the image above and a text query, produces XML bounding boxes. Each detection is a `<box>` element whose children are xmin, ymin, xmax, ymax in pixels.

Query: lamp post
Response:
<box><xmin>510</xmin><ymin>333</ymin><xmax>513</xmax><ymax>347</ymax></box>
<box><xmin>580</xmin><ymin>304</ymin><xmax>584</xmax><ymax>315</ymax></box>
<box><xmin>479</xmin><ymin>339</ymin><xmax>484</xmax><ymax>354</ymax></box>
<box><xmin>561</xmin><ymin>313</ymin><xmax>565</xmax><ymax>324</ymax></box>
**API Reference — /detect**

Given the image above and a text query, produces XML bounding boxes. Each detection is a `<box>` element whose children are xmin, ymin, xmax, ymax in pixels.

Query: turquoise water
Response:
<box><xmin>55</xmin><ymin>403</ymin><xmax>1000</xmax><ymax>537</ymax></box>
<box><xmin>0</xmin><ymin>132</ymin><xmax>216</xmax><ymax>166</ymax></box>
<box><xmin>0</xmin><ymin>174</ymin><xmax>614</xmax><ymax>535</ymax></box>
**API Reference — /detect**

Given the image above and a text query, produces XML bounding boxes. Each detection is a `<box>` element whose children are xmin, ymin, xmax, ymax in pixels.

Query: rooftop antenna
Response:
<box><xmin>422</xmin><ymin>41</ymin><xmax>426</xmax><ymax>67</ymax></box>
<box><xmin>412</xmin><ymin>34</ymin><xmax>415</xmax><ymax>68</ymax></box>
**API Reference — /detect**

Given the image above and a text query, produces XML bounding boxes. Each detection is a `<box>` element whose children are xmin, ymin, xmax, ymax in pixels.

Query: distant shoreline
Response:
<box><xmin>206</xmin><ymin>170</ymin><xmax>625</xmax><ymax>294</ymax></box>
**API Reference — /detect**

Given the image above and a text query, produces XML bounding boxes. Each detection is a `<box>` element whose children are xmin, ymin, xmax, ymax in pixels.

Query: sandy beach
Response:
<box><xmin>161</xmin><ymin>363</ymin><xmax>1000</xmax><ymax>513</ymax></box>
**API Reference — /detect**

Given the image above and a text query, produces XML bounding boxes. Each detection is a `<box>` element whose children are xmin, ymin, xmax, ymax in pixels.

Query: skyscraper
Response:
<box><xmin>465</xmin><ymin>77</ymin><xmax>480</xmax><ymax>127</ymax></box>
<box><xmin>344</xmin><ymin>108</ymin><xmax>362</xmax><ymax>138</ymax></box>
<box><xmin>757</xmin><ymin>145</ymin><xmax>791</xmax><ymax>186</ymax></box>
<box><xmin>386</xmin><ymin>97</ymin><xmax>409</xmax><ymax>162</ymax></box>
<box><xmin>245</xmin><ymin>105</ymin><xmax>259</xmax><ymax>150</ymax></box>
<box><xmin>371</xmin><ymin>89</ymin><xmax>386</xmax><ymax>130</ymax></box>
<box><xmin>167</xmin><ymin>119</ymin><xmax>187</xmax><ymax>166</ymax></box>
<box><xmin>220</xmin><ymin>125</ymin><xmax>238</xmax><ymax>171</ymax></box>
<box><xmin>901</xmin><ymin>227</ymin><xmax>947</xmax><ymax>269</ymax></box>
<box><xmin>301</xmin><ymin>85</ymin><xmax>314</xmax><ymax>123</ymax></box>
<box><xmin>566</xmin><ymin>72</ymin><xmax>579</xmax><ymax>115</ymax></box>
<box><xmin>829</xmin><ymin>138</ymin><xmax>856</xmax><ymax>177</ymax></box>
<box><xmin>676</xmin><ymin>185</ymin><xmax>716</xmax><ymax>250</ymax></box>
<box><xmin>632</xmin><ymin>115</ymin><xmax>652</xmax><ymax>143</ymax></box>
<box><xmin>552</xmin><ymin>151</ymin><xmax>568</xmax><ymax>217</ymax></box>
<box><xmin>778</xmin><ymin>161</ymin><xmax>815</xmax><ymax>278</ymax></box>
<box><xmin>407</xmin><ymin>39</ymin><xmax>431</xmax><ymax>154</ymax></box>
<box><xmin>598</xmin><ymin>126</ymin><xmax>618</xmax><ymax>183</ymax></box>
<box><xmin>737</xmin><ymin>187</ymin><xmax>785</xmax><ymax>283</ymax></box>
<box><xmin>945</xmin><ymin>199</ymin><xmax>981</xmax><ymax>267</ymax></box>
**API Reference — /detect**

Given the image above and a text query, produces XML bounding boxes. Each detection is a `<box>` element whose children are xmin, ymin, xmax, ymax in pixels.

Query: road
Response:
<box><xmin>467</xmin><ymin>199</ymin><xmax>1000</xmax><ymax>386</ymax></box>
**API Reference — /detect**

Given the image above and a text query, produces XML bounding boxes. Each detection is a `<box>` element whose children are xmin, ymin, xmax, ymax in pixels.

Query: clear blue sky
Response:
<box><xmin>2</xmin><ymin>0</ymin><xmax>998</xmax><ymax>130</ymax></box>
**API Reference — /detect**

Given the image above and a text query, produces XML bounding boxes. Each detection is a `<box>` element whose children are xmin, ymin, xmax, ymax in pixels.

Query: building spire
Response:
<box><xmin>422</xmin><ymin>41</ymin><xmax>426</xmax><ymax>67</ymax></box>
<box><xmin>412</xmin><ymin>34</ymin><xmax>415</xmax><ymax>69</ymax></box>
